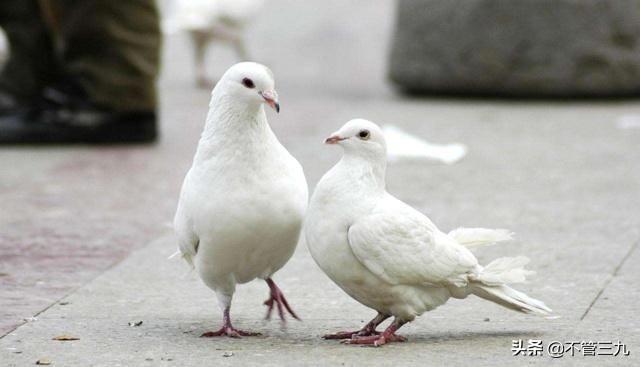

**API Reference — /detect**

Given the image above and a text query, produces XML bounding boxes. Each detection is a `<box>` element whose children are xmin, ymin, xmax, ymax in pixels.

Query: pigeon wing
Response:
<box><xmin>173</xmin><ymin>172</ymin><xmax>201</xmax><ymax>267</ymax></box>
<box><xmin>347</xmin><ymin>203</ymin><xmax>478</xmax><ymax>287</ymax></box>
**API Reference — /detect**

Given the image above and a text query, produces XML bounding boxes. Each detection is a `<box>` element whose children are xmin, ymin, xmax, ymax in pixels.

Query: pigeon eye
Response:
<box><xmin>242</xmin><ymin>78</ymin><xmax>255</xmax><ymax>89</ymax></box>
<box><xmin>358</xmin><ymin>130</ymin><xmax>370</xmax><ymax>140</ymax></box>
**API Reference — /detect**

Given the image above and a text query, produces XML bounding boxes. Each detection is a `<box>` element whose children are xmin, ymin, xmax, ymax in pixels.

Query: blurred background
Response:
<box><xmin>0</xmin><ymin>1</ymin><xmax>639</xmax><ymax>363</ymax></box>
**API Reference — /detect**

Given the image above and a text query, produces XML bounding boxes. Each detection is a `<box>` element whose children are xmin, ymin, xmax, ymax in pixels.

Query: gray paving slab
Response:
<box><xmin>1</xmin><ymin>0</ymin><xmax>640</xmax><ymax>365</ymax></box>
<box><xmin>2</xmin><ymin>94</ymin><xmax>640</xmax><ymax>365</ymax></box>
<box><xmin>0</xmin><ymin>0</ymin><xmax>395</xmax><ymax>336</ymax></box>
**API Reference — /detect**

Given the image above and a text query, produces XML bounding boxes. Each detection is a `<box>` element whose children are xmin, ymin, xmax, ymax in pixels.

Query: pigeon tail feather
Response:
<box><xmin>168</xmin><ymin>249</ymin><xmax>181</xmax><ymax>260</ymax></box>
<box><xmin>168</xmin><ymin>249</ymin><xmax>195</xmax><ymax>269</ymax></box>
<box><xmin>448</xmin><ymin>228</ymin><xmax>513</xmax><ymax>248</ymax></box>
<box><xmin>472</xmin><ymin>256</ymin><xmax>533</xmax><ymax>285</ymax></box>
<box><xmin>471</xmin><ymin>284</ymin><xmax>552</xmax><ymax>316</ymax></box>
<box><xmin>469</xmin><ymin>256</ymin><xmax>551</xmax><ymax>316</ymax></box>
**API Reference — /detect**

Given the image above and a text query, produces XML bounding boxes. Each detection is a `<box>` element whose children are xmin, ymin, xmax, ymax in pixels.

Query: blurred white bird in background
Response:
<box><xmin>173</xmin><ymin>62</ymin><xmax>307</xmax><ymax>337</ymax></box>
<box><xmin>0</xmin><ymin>27</ymin><xmax>9</xmax><ymax>72</ymax></box>
<box><xmin>164</xmin><ymin>0</ymin><xmax>264</xmax><ymax>88</ymax></box>
<box><xmin>305</xmin><ymin>119</ymin><xmax>551</xmax><ymax>346</ymax></box>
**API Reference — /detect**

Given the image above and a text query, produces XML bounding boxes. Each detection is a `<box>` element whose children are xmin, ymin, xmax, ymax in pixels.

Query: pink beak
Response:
<box><xmin>324</xmin><ymin>135</ymin><xmax>346</xmax><ymax>144</ymax></box>
<box><xmin>260</xmin><ymin>90</ymin><xmax>280</xmax><ymax>113</ymax></box>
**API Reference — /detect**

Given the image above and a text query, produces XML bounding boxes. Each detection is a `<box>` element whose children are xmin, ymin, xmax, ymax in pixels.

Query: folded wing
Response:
<box><xmin>347</xmin><ymin>200</ymin><xmax>479</xmax><ymax>287</ymax></box>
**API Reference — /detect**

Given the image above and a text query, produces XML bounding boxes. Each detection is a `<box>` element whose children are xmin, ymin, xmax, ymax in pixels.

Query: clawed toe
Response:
<box><xmin>264</xmin><ymin>278</ymin><xmax>300</xmax><ymax>322</ymax></box>
<box><xmin>341</xmin><ymin>333</ymin><xmax>406</xmax><ymax>347</ymax></box>
<box><xmin>202</xmin><ymin>306</ymin><xmax>261</xmax><ymax>338</ymax></box>
<box><xmin>231</xmin><ymin>329</ymin><xmax>261</xmax><ymax>337</ymax></box>
<box><xmin>323</xmin><ymin>331</ymin><xmax>357</xmax><ymax>340</ymax></box>
<box><xmin>200</xmin><ymin>327</ymin><xmax>261</xmax><ymax>338</ymax></box>
<box><xmin>323</xmin><ymin>329</ymin><xmax>381</xmax><ymax>340</ymax></box>
<box><xmin>200</xmin><ymin>330</ymin><xmax>224</xmax><ymax>338</ymax></box>
<box><xmin>392</xmin><ymin>334</ymin><xmax>407</xmax><ymax>342</ymax></box>
<box><xmin>331</xmin><ymin>318</ymin><xmax>407</xmax><ymax>347</ymax></box>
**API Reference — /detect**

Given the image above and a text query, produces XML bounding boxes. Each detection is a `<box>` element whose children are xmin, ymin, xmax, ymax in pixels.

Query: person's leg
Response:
<box><xmin>54</xmin><ymin>0</ymin><xmax>161</xmax><ymax>112</ymax></box>
<box><xmin>0</xmin><ymin>0</ymin><xmax>57</xmax><ymax>111</ymax></box>
<box><xmin>0</xmin><ymin>0</ymin><xmax>162</xmax><ymax>144</ymax></box>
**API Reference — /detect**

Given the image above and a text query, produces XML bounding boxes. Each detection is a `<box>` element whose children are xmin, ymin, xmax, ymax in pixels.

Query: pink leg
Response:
<box><xmin>264</xmin><ymin>278</ymin><xmax>300</xmax><ymax>322</ymax></box>
<box><xmin>200</xmin><ymin>307</ymin><xmax>260</xmax><ymax>338</ymax></box>
<box><xmin>323</xmin><ymin>313</ymin><xmax>389</xmax><ymax>340</ymax></box>
<box><xmin>342</xmin><ymin>318</ymin><xmax>407</xmax><ymax>347</ymax></box>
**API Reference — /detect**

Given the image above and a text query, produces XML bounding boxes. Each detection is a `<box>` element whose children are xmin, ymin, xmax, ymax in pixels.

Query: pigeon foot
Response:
<box><xmin>341</xmin><ymin>318</ymin><xmax>406</xmax><ymax>347</ymax></box>
<box><xmin>323</xmin><ymin>330</ymin><xmax>380</xmax><ymax>340</ymax></box>
<box><xmin>264</xmin><ymin>278</ymin><xmax>300</xmax><ymax>321</ymax></box>
<box><xmin>341</xmin><ymin>333</ymin><xmax>406</xmax><ymax>346</ymax></box>
<box><xmin>200</xmin><ymin>326</ymin><xmax>260</xmax><ymax>338</ymax></box>
<box><xmin>323</xmin><ymin>313</ymin><xmax>389</xmax><ymax>339</ymax></box>
<box><xmin>201</xmin><ymin>306</ymin><xmax>260</xmax><ymax>338</ymax></box>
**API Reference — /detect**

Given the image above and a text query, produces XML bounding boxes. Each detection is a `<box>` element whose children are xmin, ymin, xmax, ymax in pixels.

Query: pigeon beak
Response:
<box><xmin>260</xmin><ymin>90</ymin><xmax>280</xmax><ymax>113</ymax></box>
<box><xmin>324</xmin><ymin>135</ymin><xmax>346</xmax><ymax>144</ymax></box>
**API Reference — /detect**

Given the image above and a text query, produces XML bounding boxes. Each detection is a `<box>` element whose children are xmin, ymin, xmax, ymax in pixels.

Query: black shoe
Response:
<box><xmin>0</xmin><ymin>90</ymin><xmax>26</xmax><ymax>116</ymax></box>
<box><xmin>0</xmin><ymin>85</ymin><xmax>157</xmax><ymax>144</ymax></box>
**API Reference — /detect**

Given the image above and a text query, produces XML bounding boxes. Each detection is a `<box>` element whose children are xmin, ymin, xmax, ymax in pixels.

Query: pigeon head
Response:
<box><xmin>217</xmin><ymin>62</ymin><xmax>279</xmax><ymax>113</ymax></box>
<box><xmin>325</xmin><ymin>119</ymin><xmax>387</xmax><ymax>159</ymax></box>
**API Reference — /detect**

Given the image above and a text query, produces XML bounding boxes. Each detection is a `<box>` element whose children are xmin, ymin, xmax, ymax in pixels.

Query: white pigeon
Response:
<box><xmin>173</xmin><ymin>62</ymin><xmax>308</xmax><ymax>337</ymax></box>
<box><xmin>305</xmin><ymin>119</ymin><xmax>551</xmax><ymax>346</ymax></box>
<box><xmin>164</xmin><ymin>0</ymin><xmax>264</xmax><ymax>88</ymax></box>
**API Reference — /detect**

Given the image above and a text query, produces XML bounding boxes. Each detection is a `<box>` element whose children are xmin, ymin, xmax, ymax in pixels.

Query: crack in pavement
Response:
<box><xmin>579</xmin><ymin>238</ymin><xmax>640</xmax><ymax>321</ymax></box>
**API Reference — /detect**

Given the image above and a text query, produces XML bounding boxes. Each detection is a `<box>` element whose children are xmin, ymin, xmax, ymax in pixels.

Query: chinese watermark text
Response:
<box><xmin>511</xmin><ymin>339</ymin><xmax>630</xmax><ymax>358</ymax></box>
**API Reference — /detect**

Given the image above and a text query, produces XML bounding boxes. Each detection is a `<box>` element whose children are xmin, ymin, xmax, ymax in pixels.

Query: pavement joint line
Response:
<box><xmin>0</xmin><ymin>246</ymin><xmax>136</xmax><ymax>339</ymax></box>
<box><xmin>579</xmin><ymin>238</ymin><xmax>640</xmax><ymax>321</ymax></box>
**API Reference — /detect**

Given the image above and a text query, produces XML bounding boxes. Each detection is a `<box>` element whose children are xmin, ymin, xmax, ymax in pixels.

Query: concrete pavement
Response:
<box><xmin>1</xmin><ymin>1</ymin><xmax>639</xmax><ymax>365</ymax></box>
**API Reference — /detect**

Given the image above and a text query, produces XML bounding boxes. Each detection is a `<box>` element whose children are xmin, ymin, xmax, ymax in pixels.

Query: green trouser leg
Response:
<box><xmin>51</xmin><ymin>0</ymin><xmax>161</xmax><ymax>112</ymax></box>
<box><xmin>0</xmin><ymin>0</ymin><xmax>57</xmax><ymax>102</ymax></box>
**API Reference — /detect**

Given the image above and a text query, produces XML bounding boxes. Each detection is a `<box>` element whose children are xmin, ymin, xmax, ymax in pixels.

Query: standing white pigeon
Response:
<box><xmin>305</xmin><ymin>119</ymin><xmax>551</xmax><ymax>346</ymax></box>
<box><xmin>173</xmin><ymin>62</ymin><xmax>308</xmax><ymax>337</ymax></box>
<box><xmin>164</xmin><ymin>0</ymin><xmax>264</xmax><ymax>88</ymax></box>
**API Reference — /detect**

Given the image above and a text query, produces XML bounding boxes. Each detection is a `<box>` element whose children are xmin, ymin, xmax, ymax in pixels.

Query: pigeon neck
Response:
<box><xmin>340</xmin><ymin>153</ymin><xmax>387</xmax><ymax>192</ymax></box>
<box><xmin>195</xmin><ymin>93</ymin><xmax>271</xmax><ymax>162</ymax></box>
<box><xmin>206</xmin><ymin>91</ymin><xmax>264</xmax><ymax>126</ymax></box>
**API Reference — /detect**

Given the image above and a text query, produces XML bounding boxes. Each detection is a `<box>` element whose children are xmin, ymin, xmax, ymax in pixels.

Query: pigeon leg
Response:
<box><xmin>342</xmin><ymin>318</ymin><xmax>407</xmax><ymax>347</ymax></box>
<box><xmin>200</xmin><ymin>306</ymin><xmax>260</xmax><ymax>338</ymax></box>
<box><xmin>189</xmin><ymin>30</ymin><xmax>215</xmax><ymax>89</ymax></box>
<box><xmin>323</xmin><ymin>313</ymin><xmax>389</xmax><ymax>339</ymax></box>
<box><xmin>263</xmin><ymin>278</ymin><xmax>300</xmax><ymax>321</ymax></box>
<box><xmin>233</xmin><ymin>38</ymin><xmax>249</xmax><ymax>61</ymax></box>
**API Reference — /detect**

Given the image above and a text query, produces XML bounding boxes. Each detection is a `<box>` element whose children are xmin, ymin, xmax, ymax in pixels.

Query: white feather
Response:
<box><xmin>382</xmin><ymin>125</ymin><xmax>467</xmax><ymax>164</ymax></box>
<box><xmin>448</xmin><ymin>227</ymin><xmax>513</xmax><ymax>248</ymax></box>
<box><xmin>168</xmin><ymin>249</ymin><xmax>181</xmax><ymax>260</ymax></box>
<box><xmin>471</xmin><ymin>284</ymin><xmax>552</xmax><ymax>315</ymax></box>
<box><xmin>616</xmin><ymin>115</ymin><xmax>640</xmax><ymax>130</ymax></box>
<box><xmin>471</xmin><ymin>256</ymin><xmax>534</xmax><ymax>286</ymax></box>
